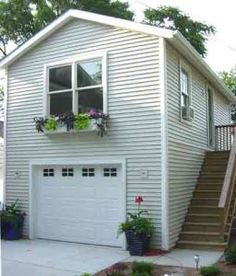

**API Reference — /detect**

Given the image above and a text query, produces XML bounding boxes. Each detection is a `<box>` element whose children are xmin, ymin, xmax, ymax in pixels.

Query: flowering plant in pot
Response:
<box><xmin>118</xmin><ymin>196</ymin><xmax>154</xmax><ymax>256</ymax></box>
<box><xmin>0</xmin><ymin>200</ymin><xmax>25</xmax><ymax>240</ymax></box>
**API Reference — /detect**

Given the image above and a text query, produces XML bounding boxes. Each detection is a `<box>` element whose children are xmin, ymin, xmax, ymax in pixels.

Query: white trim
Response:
<box><xmin>160</xmin><ymin>38</ymin><xmax>169</xmax><ymax>250</ymax></box>
<box><xmin>29</xmin><ymin>157</ymin><xmax>127</xmax><ymax>249</ymax></box>
<box><xmin>44</xmin><ymin>51</ymin><xmax>107</xmax><ymax>116</ymax></box>
<box><xmin>3</xmin><ymin>69</ymin><xmax>7</xmax><ymax>205</ymax></box>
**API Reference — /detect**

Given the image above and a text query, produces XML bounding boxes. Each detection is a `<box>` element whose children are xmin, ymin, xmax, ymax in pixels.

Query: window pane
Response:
<box><xmin>49</xmin><ymin>66</ymin><xmax>72</xmax><ymax>91</ymax></box>
<box><xmin>78</xmin><ymin>88</ymin><xmax>103</xmax><ymax>113</ymax></box>
<box><xmin>180</xmin><ymin>69</ymin><xmax>188</xmax><ymax>95</ymax></box>
<box><xmin>77</xmin><ymin>59</ymin><xmax>102</xmax><ymax>87</ymax></box>
<box><xmin>50</xmin><ymin>92</ymin><xmax>72</xmax><ymax>115</ymax></box>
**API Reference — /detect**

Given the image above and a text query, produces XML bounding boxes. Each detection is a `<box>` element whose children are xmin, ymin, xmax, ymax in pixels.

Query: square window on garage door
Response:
<box><xmin>62</xmin><ymin>168</ymin><xmax>74</xmax><ymax>176</ymax></box>
<box><xmin>43</xmin><ymin>168</ymin><xmax>54</xmax><ymax>177</ymax></box>
<box><xmin>82</xmin><ymin>168</ymin><xmax>95</xmax><ymax>177</ymax></box>
<box><xmin>104</xmin><ymin>168</ymin><xmax>117</xmax><ymax>177</ymax></box>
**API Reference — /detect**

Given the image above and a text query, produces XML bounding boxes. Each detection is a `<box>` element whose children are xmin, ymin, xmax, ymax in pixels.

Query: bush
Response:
<box><xmin>132</xmin><ymin>262</ymin><xmax>154</xmax><ymax>275</ymax></box>
<box><xmin>225</xmin><ymin>245</ymin><xmax>236</xmax><ymax>264</ymax></box>
<box><xmin>199</xmin><ymin>266</ymin><xmax>221</xmax><ymax>276</ymax></box>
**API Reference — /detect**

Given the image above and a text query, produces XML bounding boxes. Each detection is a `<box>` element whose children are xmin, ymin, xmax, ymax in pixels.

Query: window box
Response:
<box><xmin>34</xmin><ymin>111</ymin><xmax>109</xmax><ymax>137</ymax></box>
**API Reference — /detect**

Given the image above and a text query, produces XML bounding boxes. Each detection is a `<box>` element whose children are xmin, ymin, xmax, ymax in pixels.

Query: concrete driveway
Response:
<box><xmin>2</xmin><ymin>239</ymin><xmax>129</xmax><ymax>276</ymax></box>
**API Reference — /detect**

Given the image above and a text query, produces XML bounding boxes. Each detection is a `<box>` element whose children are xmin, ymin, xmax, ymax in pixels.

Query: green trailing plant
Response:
<box><xmin>132</xmin><ymin>262</ymin><xmax>154</xmax><ymax>275</ymax></box>
<box><xmin>74</xmin><ymin>113</ymin><xmax>90</xmax><ymax>130</ymax></box>
<box><xmin>80</xmin><ymin>273</ymin><xmax>91</xmax><ymax>276</ymax></box>
<box><xmin>199</xmin><ymin>266</ymin><xmax>221</xmax><ymax>276</ymax></box>
<box><xmin>225</xmin><ymin>245</ymin><xmax>236</xmax><ymax>264</ymax></box>
<box><xmin>44</xmin><ymin>117</ymin><xmax>58</xmax><ymax>131</ymax></box>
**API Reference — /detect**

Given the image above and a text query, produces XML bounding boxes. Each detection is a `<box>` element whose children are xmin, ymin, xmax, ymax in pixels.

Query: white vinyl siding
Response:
<box><xmin>6</xmin><ymin>19</ymin><xmax>162</xmax><ymax>247</ymax></box>
<box><xmin>166</xmin><ymin>43</ymin><xmax>231</xmax><ymax>249</ymax></box>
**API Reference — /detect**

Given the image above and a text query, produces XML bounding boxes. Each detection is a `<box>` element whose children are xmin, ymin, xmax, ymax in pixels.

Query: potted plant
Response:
<box><xmin>118</xmin><ymin>196</ymin><xmax>154</xmax><ymax>256</ymax></box>
<box><xmin>0</xmin><ymin>200</ymin><xmax>25</xmax><ymax>240</ymax></box>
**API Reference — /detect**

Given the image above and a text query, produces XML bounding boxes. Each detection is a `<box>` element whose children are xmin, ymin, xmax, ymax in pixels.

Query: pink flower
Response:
<box><xmin>135</xmin><ymin>196</ymin><xmax>143</xmax><ymax>204</ymax></box>
<box><xmin>88</xmin><ymin>109</ymin><xmax>97</xmax><ymax>117</ymax></box>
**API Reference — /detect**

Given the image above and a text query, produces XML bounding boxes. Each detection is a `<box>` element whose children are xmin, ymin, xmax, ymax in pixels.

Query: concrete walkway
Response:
<box><xmin>1</xmin><ymin>239</ymin><xmax>224</xmax><ymax>276</ymax></box>
<box><xmin>2</xmin><ymin>239</ymin><xmax>129</xmax><ymax>276</ymax></box>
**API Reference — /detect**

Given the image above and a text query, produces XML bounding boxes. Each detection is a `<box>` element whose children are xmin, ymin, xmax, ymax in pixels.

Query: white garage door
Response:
<box><xmin>36</xmin><ymin>164</ymin><xmax>123</xmax><ymax>247</ymax></box>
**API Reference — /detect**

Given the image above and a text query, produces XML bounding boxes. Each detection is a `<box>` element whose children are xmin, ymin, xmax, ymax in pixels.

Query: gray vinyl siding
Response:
<box><xmin>6</xmin><ymin>19</ymin><xmax>162</xmax><ymax>246</ymax></box>
<box><xmin>166</xmin><ymin>43</ymin><xmax>231</xmax><ymax>249</ymax></box>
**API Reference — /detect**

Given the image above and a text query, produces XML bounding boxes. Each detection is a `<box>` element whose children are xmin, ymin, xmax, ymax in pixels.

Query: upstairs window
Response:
<box><xmin>180</xmin><ymin>63</ymin><xmax>194</xmax><ymax>121</ymax></box>
<box><xmin>47</xmin><ymin>54</ymin><xmax>106</xmax><ymax>116</ymax></box>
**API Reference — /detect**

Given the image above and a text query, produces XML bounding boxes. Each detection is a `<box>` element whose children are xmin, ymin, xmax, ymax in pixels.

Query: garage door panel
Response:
<box><xmin>36</xmin><ymin>164</ymin><xmax>123</xmax><ymax>247</ymax></box>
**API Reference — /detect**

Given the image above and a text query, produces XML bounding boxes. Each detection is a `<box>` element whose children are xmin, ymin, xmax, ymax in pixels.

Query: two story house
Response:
<box><xmin>0</xmin><ymin>10</ymin><xmax>235</xmax><ymax>250</ymax></box>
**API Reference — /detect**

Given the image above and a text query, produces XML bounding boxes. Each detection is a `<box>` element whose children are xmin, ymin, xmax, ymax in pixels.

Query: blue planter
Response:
<box><xmin>1</xmin><ymin>214</ymin><xmax>24</xmax><ymax>240</ymax></box>
<box><xmin>125</xmin><ymin>230</ymin><xmax>150</xmax><ymax>256</ymax></box>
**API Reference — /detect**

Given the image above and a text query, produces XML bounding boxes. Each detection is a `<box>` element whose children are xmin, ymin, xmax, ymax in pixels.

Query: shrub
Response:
<box><xmin>199</xmin><ymin>266</ymin><xmax>221</xmax><ymax>276</ymax></box>
<box><xmin>225</xmin><ymin>245</ymin><xmax>236</xmax><ymax>264</ymax></box>
<box><xmin>132</xmin><ymin>262</ymin><xmax>154</xmax><ymax>275</ymax></box>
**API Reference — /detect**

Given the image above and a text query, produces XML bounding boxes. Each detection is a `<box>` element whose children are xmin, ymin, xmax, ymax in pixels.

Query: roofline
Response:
<box><xmin>0</xmin><ymin>9</ymin><xmax>234</xmax><ymax>102</ymax></box>
<box><xmin>0</xmin><ymin>9</ymin><xmax>173</xmax><ymax>69</ymax></box>
<box><xmin>169</xmin><ymin>31</ymin><xmax>235</xmax><ymax>102</ymax></box>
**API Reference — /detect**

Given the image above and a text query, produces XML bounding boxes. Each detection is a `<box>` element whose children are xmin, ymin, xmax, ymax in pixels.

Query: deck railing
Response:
<box><xmin>218</xmin><ymin>131</ymin><xmax>236</xmax><ymax>242</ymax></box>
<box><xmin>215</xmin><ymin>124</ymin><xmax>236</xmax><ymax>151</ymax></box>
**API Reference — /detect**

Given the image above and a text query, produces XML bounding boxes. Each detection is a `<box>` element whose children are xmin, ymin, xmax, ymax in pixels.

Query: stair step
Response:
<box><xmin>189</xmin><ymin>206</ymin><xmax>220</xmax><ymax>214</ymax></box>
<box><xmin>180</xmin><ymin>231</ymin><xmax>223</xmax><ymax>242</ymax></box>
<box><xmin>191</xmin><ymin>198</ymin><xmax>218</xmax><ymax>206</ymax></box>
<box><xmin>183</xmin><ymin>222</ymin><xmax>221</xmax><ymax>232</ymax></box>
<box><xmin>186</xmin><ymin>213</ymin><xmax>220</xmax><ymax>223</ymax></box>
<box><xmin>206</xmin><ymin>151</ymin><xmax>230</xmax><ymax>157</ymax></box>
<box><xmin>193</xmin><ymin>190</ymin><xmax>220</xmax><ymax>198</ymax></box>
<box><xmin>196</xmin><ymin>185</ymin><xmax>222</xmax><ymax>191</ymax></box>
<box><xmin>202</xmin><ymin>166</ymin><xmax>227</xmax><ymax>172</ymax></box>
<box><xmin>176</xmin><ymin>240</ymin><xmax>227</xmax><ymax>250</ymax></box>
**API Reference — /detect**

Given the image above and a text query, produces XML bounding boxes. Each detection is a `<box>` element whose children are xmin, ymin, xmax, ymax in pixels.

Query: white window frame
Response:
<box><xmin>43</xmin><ymin>51</ymin><xmax>108</xmax><ymax>116</ymax></box>
<box><xmin>179</xmin><ymin>59</ymin><xmax>192</xmax><ymax>122</ymax></box>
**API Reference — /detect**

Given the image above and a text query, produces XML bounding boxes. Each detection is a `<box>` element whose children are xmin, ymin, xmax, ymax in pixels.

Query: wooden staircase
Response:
<box><xmin>177</xmin><ymin>150</ymin><xmax>236</xmax><ymax>250</ymax></box>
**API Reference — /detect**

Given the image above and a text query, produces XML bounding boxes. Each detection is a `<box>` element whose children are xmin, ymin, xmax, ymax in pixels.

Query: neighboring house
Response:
<box><xmin>0</xmin><ymin>10</ymin><xmax>235</xmax><ymax>250</ymax></box>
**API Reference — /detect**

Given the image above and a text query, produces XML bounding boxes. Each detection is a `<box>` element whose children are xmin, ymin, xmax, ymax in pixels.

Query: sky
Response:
<box><xmin>126</xmin><ymin>0</ymin><xmax>236</xmax><ymax>73</ymax></box>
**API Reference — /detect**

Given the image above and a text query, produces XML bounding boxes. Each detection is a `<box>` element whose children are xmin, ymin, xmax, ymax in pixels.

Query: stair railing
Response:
<box><xmin>215</xmin><ymin>124</ymin><xmax>236</xmax><ymax>151</ymax></box>
<box><xmin>218</xmin><ymin>131</ymin><xmax>236</xmax><ymax>241</ymax></box>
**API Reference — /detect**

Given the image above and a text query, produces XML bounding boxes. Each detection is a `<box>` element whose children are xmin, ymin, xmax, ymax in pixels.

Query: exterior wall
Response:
<box><xmin>6</xmin><ymin>19</ymin><xmax>163</xmax><ymax>246</ymax></box>
<box><xmin>166</xmin><ymin>42</ymin><xmax>231</xmax><ymax>248</ymax></box>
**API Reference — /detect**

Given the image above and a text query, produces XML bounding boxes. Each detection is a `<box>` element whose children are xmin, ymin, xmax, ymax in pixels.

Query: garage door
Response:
<box><xmin>36</xmin><ymin>164</ymin><xmax>123</xmax><ymax>247</ymax></box>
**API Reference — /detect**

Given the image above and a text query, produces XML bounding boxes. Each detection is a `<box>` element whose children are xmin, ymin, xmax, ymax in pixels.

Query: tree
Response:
<box><xmin>219</xmin><ymin>68</ymin><xmax>236</xmax><ymax>95</ymax></box>
<box><xmin>0</xmin><ymin>0</ymin><xmax>134</xmax><ymax>57</ymax></box>
<box><xmin>219</xmin><ymin>67</ymin><xmax>236</xmax><ymax>122</ymax></box>
<box><xmin>144</xmin><ymin>6</ymin><xmax>216</xmax><ymax>57</ymax></box>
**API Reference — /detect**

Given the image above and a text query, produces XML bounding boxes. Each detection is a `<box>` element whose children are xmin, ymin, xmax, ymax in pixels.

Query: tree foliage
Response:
<box><xmin>0</xmin><ymin>0</ymin><xmax>134</xmax><ymax>57</ymax></box>
<box><xmin>144</xmin><ymin>6</ymin><xmax>216</xmax><ymax>57</ymax></box>
<box><xmin>219</xmin><ymin>68</ymin><xmax>236</xmax><ymax>95</ymax></box>
<box><xmin>219</xmin><ymin>67</ymin><xmax>236</xmax><ymax>122</ymax></box>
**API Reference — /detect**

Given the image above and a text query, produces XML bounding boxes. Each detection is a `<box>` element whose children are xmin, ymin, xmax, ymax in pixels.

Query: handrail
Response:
<box><xmin>218</xmin><ymin>132</ymin><xmax>236</xmax><ymax>241</ymax></box>
<box><xmin>218</xmin><ymin>132</ymin><xmax>236</xmax><ymax>207</ymax></box>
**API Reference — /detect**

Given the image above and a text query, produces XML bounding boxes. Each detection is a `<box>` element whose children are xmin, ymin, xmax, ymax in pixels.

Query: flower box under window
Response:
<box><xmin>34</xmin><ymin>111</ymin><xmax>109</xmax><ymax>137</ymax></box>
